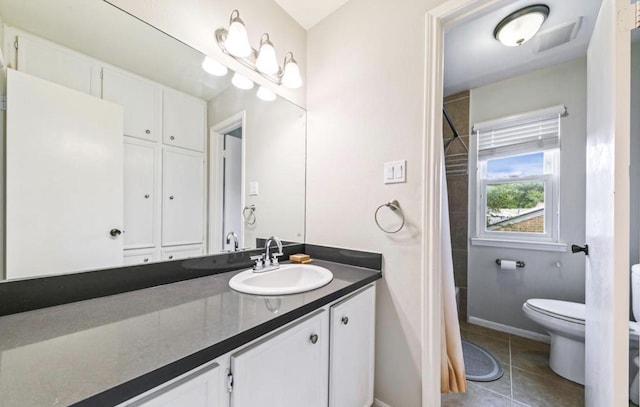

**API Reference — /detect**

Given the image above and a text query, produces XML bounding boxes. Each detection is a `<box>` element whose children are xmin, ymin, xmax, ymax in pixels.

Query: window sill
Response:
<box><xmin>470</xmin><ymin>237</ymin><xmax>567</xmax><ymax>252</ymax></box>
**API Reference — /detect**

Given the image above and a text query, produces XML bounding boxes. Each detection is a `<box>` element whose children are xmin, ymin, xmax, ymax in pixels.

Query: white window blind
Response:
<box><xmin>473</xmin><ymin>105</ymin><xmax>565</xmax><ymax>160</ymax></box>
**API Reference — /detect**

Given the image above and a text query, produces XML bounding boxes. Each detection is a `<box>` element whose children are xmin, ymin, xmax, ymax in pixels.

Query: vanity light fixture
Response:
<box><xmin>201</xmin><ymin>56</ymin><xmax>228</xmax><ymax>76</ymax></box>
<box><xmin>216</xmin><ymin>9</ymin><xmax>303</xmax><ymax>89</ymax></box>
<box><xmin>232</xmin><ymin>72</ymin><xmax>254</xmax><ymax>90</ymax></box>
<box><xmin>257</xmin><ymin>86</ymin><xmax>276</xmax><ymax>102</ymax></box>
<box><xmin>494</xmin><ymin>4</ymin><xmax>550</xmax><ymax>47</ymax></box>
<box><xmin>256</xmin><ymin>34</ymin><xmax>279</xmax><ymax>75</ymax></box>
<box><xmin>224</xmin><ymin>10</ymin><xmax>252</xmax><ymax>57</ymax></box>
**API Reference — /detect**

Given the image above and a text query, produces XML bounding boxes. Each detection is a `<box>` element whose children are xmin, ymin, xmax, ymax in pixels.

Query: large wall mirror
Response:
<box><xmin>0</xmin><ymin>0</ymin><xmax>306</xmax><ymax>281</ymax></box>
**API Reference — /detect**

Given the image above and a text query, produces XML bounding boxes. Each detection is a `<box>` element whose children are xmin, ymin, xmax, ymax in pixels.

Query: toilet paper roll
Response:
<box><xmin>500</xmin><ymin>260</ymin><xmax>517</xmax><ymax>270</ymax></box>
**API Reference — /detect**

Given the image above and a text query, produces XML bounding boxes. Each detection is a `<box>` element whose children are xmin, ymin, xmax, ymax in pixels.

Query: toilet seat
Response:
<box><xmin>525</xmin><ymin>299</ymin><xmax>585</xmax><ymax>325</ymax></box>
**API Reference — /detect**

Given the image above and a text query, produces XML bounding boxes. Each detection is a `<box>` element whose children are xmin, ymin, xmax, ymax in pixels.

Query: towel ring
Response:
<box><xmin>374</xmin><ymin>200</ymin><xmax>405</xmax><ymax>234</ymax></box>
<box><xmin>243</xmin><ymin>205</ymin><xmax>256</xmax><ymax>225</ymax></box>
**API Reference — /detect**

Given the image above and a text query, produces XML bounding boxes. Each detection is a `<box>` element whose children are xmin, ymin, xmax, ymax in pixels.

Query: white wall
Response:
<box><xmin>105</xmin><ymin>0</ymin><xmax>307</xmax><ymax>107</ymax></box>
<box><xmin>468</xmin><ymin>58</ymin><xmax>587</xmax><ymax>334</ymax></box>
<box><xmin>208</xmin><ymin>88</ymin><xmax>306</xmax><ymax>249</ymax></box>
<box><xmin>630</xmin><ymin>40</ymin><xmax>639</xmax><ymax>270</ymax></box>
<box><xmin>306</xmin><ymin>0</ymin><xmax>450</xmax><ymax>405</ymax></box>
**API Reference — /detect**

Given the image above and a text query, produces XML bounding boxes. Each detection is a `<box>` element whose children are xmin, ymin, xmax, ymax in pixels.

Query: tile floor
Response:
<box><xmin>441</xmin><ymin>321</ymin><xmax>585</xmax><ymax>407</ymax></box>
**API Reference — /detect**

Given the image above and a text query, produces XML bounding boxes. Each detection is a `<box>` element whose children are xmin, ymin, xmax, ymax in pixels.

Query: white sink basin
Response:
<box><xmin>229</xmin><ymin>264</ymin><xmax>333</xmax><ymax>296</ymax></box>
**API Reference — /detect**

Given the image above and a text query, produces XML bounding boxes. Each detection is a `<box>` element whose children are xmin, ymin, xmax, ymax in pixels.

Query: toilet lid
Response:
<box><xmin>526</xmin><ymin>299</ymin><xmax>585</xmax><ymax>325</ymax></box>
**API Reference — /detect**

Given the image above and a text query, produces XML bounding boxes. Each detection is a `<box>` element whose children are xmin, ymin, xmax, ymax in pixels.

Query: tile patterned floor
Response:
<box><xmin>441</xmin><ymin>321</ymin><xmax>585</xmax><ymax>407</ymax></box>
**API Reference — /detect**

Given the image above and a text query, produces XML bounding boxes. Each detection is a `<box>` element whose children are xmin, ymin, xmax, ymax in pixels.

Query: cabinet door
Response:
<box><xmin>128</xmin><ymin>362</ymin><xmax>222</xmax><ymax>407</ymax></box>
<box><xmin>230</xmin><ymin>311</ymin><xmax>329</xmax><ymax>407</ymax></box>
<box><xmin>163</xmin><ymin>89</ymin><xmax>206</xmax><ymax>152</ymax></box>
<box><xmin>103</xmin><ymin>68</ymin><xmax>160</xmax><ymax>141</ymax></box>
<box><xmin>6</xmin><ymin>69</ymin><xmax>124</xmax><ymax>279</ymax></box>
<box><xmin>329</xmin><ymin>285</ymin><xmax>376</xmax><ymax>407</ymax></box>
<box><xmin>161</xmin><ymin>245</ymin><xmax>203</xmax><ymax>261</ymax></box>
<box><xmin>16</xmin><ymin>34</ymin><xmax>94</xmax><ymax>94</ymax></box>
<box><xmin>124</xmin><ymin>138</ymin><xmax>159</xmax><ymax>249</ymax></box>
<box><xmin>162</xmin><ymin>148</ymin><xmax>205</xmax><ymax>246</ymax></box>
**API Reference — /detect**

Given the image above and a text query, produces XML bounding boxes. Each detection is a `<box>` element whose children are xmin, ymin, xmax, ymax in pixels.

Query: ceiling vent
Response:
<box><xmin>533</xmin><ymin>17</ymin><xmax>583</xmax><ymax>53</ymax></box>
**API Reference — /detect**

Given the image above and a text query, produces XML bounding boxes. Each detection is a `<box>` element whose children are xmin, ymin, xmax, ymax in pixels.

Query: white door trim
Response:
<box><xmin>422</xmin><ymin>2</ymin><xmax>506</xmax><ymax>403</ymax></box>
<box><xmin>208</xmin><ymin>111</ymin><xmax>246</xmax><ymax>254</ymax></box>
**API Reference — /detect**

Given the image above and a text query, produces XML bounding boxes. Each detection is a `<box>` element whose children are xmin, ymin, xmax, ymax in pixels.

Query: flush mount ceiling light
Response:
<box><xmin>494</xmin><ymin>4</ymin><xmax>550</xmax><ymax>47</ymax></box>
<box><xmin>215</xmin><ymin>9</ymin><xmax>303</xmax><ymax>89</ymax></box>
<box><xmin>232</xmin><ymin>72</ymin><xmax>254</xmax><ymax>90</ymax></box>
<box><xmin>201</xmin><ymin>56</ymin><xmax>228</xmax><ymax>76</ymax></box>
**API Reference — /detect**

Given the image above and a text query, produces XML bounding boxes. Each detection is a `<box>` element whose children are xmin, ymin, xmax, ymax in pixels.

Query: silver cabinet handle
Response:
<box><xmin>169</xmin><ymin>196</ymin><xmax>174</xmax><ymax>200</ymax></box>
<box><xmin>170</xmin><ymin>136</ymin><xmax>175</xmax><ymax>140</ymax></box>
<box><xmin>110</xmin><ymin>228</ymin><xmax>122</xmax><ymax>237</ymax></box>
<box><xmin>341</xmin><ymin>316</ymin><xmax>349</xmax><ymax>325</ymax></box>
<box><xmin>168</xmin><ymin>255</ymin><xmax>174</xmax><ymax>260</ymax></box>
<box><xmin>144</xmin><ymin>194</ymin><xmax>150</xmax><ymax>199</ymax></box>
<box><xmin>143</xmin><ymin>258</ymin><xmax>149</xmax><ymax>263</ymax></box>
<box><xmin>145</xmin><ymin>129</ymin><xmax>151</xmax><ymax>134</ymax></box>
<box><xmin>309</xmin><ymin>334</ymin><xmax>318</xmax><ymax>344</ymax></box>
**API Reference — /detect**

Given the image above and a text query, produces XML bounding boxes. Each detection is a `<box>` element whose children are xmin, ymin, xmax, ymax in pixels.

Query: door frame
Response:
<box><xmin>421</xmin><ymin>0</ymin><xmax>633</xmax><ymax>405</ymax></box>
<box><xmin>208</xmin><ymin>111</ymin><xmax>246</xmax><ymax>254</ymax></box>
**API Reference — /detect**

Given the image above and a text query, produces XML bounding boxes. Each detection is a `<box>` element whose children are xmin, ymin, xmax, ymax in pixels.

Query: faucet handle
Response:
<box><xmin>250</xmin><ymin>254</ymin><xmax>265</xmax><ymax>270</ymax></box>
<box><xmin>270</xmin><ymin>252</ymin><xmax>282</xmax><ymax>266</ymax></box>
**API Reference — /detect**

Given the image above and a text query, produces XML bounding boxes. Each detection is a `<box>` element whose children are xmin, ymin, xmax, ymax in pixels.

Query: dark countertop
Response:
<box><xmin>0</xmin><ymin>260</ymin><xmax>381</xmax><ymax>407</ymax></box>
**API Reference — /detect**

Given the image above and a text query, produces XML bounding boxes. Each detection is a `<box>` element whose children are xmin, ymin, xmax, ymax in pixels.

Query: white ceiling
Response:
<box><xmin>274</xmin><ymin>0</ymin><xmax>350</xmax><ymax>30</ymax></box>
<box><xmin>444</xmin><ymin>0</ymin><xmax>603</xmax><ymax>96</ymax></box>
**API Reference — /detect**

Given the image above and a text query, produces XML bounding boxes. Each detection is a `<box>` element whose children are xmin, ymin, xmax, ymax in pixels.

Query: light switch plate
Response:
<box><xmin>249</xmin><ymin>181</ymin><xmax>259</xmax><ymax>196</ymax></box>
<box><xmin>384</xmin><ymin>160</ymin><xmax>406</xmax><ymax>184</ymax></box>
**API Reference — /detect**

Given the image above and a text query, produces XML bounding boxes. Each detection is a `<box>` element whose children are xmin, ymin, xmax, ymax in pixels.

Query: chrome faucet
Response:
<box><xmin>250</xmin><ymin>236</ymin><xmax>283</xmax><ymax>272</ymax></box>
<box><xmin>225</xmin><ymin>232</ymin><xmax>239</xmax><ymax>252</ymax></box>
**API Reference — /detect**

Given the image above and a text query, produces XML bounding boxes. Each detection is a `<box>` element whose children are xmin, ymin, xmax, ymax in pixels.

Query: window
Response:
<box><xmin>473</xmin><ymin>105</ymin><xmax>564</xmax><ymax>244</ymax></box>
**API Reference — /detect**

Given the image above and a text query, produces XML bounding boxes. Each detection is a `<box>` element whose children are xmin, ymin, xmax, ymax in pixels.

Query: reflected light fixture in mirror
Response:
<box><xmin>216</xmin><ymin>9</ymin><xmax>303</xmax><ymax>89</ymax></box>
<box><xmin>257</xmin><ymin>86</ymin><xmax>276</xmax><ymax>101</ymax></box>
<box><xmin>232</xmin><ymin>72</ymin><xmax>255</xmax><ymax>90</ymax></box>
<box><xmin>281</xmin><ymin>52</ymin><xmax>302</xmax><ymax>89</ymax></box>
<box><xmin>201</xmin><ymin>56</ymin><xmax>228</xmax><ymax>76</ymax></box>
<box><xmin>494</xmin><ymin>4</ymin><xmax>550</xmax><ymax>47</ymax></box>
<box><xmin>256</xmin><ymin>34</ymin><xmax>279</xmax><ymax>75</ymax></box>
<box><xmin>225</xmin><ymin>9</ymin><xmax>252</xmax><ymax>57</ymax></box>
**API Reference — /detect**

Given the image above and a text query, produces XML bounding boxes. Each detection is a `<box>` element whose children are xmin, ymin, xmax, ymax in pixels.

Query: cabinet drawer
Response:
<box><xmin>123</xmin><ymin>250</ymin><xmax>158</xmax><ymax>266</ymax></box>
<box><xmin>161</xmin><ymin>245</ymin><xmax>203</xmax><ymax>261</ymax></box>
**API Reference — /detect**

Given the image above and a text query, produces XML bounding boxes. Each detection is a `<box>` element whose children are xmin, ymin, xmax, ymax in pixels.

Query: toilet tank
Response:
<box><xmin>633</xmin><ymin>264</ymin><xmax>640</xmax><ymax>321</ymax></box>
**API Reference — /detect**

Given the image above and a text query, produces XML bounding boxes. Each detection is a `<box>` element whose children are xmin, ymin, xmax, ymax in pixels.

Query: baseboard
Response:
<box><xmin>373</xmin><ymin>398</ymin><xmax>392</xmax><ymax>407</ymax></box>
<box><xmin>468</xmin><ymin>316</ymin><xmax>550</xmax><ymax>343</ymax></box>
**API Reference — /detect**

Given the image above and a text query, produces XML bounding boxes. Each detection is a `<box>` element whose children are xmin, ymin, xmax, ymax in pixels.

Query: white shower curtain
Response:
<box><xmin>440</xmin><ymin>152</ymin><xmax>466</xmax><ymax>393</ymax></box>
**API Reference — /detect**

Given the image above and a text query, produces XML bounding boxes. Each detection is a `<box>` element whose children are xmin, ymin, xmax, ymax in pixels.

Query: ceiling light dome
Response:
<box><xmin>494</xmin><ymin>4</ymin><xmax>550</xmax><ymax>47</ymax></box>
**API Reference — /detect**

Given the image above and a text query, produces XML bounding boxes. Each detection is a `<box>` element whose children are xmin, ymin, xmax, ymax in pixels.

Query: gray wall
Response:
<box><xmin>467</xmin><ymin>58</ymin><xmax>587</xmax><ymax>334</ymax></box>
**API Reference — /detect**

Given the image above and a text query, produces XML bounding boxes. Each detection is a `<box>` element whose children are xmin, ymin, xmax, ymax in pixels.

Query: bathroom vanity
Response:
<box><xmin>0</xmin><ymin>256</ymin><xmax>381</xmax><ymax>407</ymax></box>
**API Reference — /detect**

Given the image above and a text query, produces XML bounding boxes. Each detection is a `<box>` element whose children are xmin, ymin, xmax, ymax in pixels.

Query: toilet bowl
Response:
<box><xmin>523</xmin><ymin>264</ymin><xmax>640</xmax><ymax>390</ymax></box>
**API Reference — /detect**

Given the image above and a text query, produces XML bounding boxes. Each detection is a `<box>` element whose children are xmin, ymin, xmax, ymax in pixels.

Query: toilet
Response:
<box><xmin>522</xmin><ymin>264</ymin><xmax>640</xmax><ymax>392</ymax></box>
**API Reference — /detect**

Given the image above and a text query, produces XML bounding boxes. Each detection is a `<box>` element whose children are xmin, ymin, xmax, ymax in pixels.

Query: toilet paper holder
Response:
<box><xmin>495</xmin><ymin>259</ymin><xmax>525</xmax><ymax>268</ymax></box>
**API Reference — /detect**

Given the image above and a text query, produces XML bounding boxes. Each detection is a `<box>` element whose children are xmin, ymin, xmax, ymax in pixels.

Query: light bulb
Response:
<box><xmin>281</xmin><ymin>56</ymin><xmax>302</xmax><ymax>89</ymax></box>
<box><xmin>232</xmin><ymin>73</ymin><xmax>254</xmax><ymax>90</ymax></box>
<box><xmin>257</xmin><ymin>86</ymin><xmax>276</xmax><ymax>102</ymax></box>
<box><xmin>201</xmin><ymin>56</ymin><xmax>228</xmax><ymax>76</ymax></box>
<box><xmin>256</xmin><ymin>40</ymin><xmax>279</xmax><ymax>75</ymax></box>
<box><xmin>225</xmin><ymin>11</ymin><xmax>252</xmax><ymax>57</ymax></box>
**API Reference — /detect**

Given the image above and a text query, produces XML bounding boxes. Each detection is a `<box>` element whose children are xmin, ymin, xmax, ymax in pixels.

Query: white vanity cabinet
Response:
<box><xmin>329</xmin><ymin>285</ymin><xmax>376</xmax><ymax>407</ymax></box>
<box><xmin>102</xmin><ymin>68</ymin><xmax>161</xmax><ymax>142</ymax></box>
<box><xmin>121</xmin><ymin>361</ymin><xmax>225</xmax><ymax>407</ymax></box>
<box><xmin>163</xmin><ymin>88</ymin><xmax>206</xmax><ymax>152</ymax></box>
<box><xmin>230</xmin><ymin>310</ymin><xmax>329</xmax><ymax>407</ymax></box>
<box><xmin>124</xmin><ymin>137</ymin><xmax>160</xmax><ymax>250</ymax></box>
<box><xmin>162</xmin><ymin>148</ymin><xmax>205</xmax><ymax>247</ymax></box>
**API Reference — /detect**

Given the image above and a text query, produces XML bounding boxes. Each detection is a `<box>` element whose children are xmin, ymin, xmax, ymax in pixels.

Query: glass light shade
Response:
<box><xmin>495</xmin><ymin>7</ymin><xmax>548</xmax><ymax>47</ymax></box>
<box><xmin>232</xmin><ymin>73</ymin><xmax>254</xmax><ymax>90</ymax></box>
<box><xmin>225</xmin><ymin>20</ymin><xmax>252</xmax><ymax>57</ymax></box>
<box><xmin>257</xmin><ymin>86</ymin><xmax>276</xmax><ymax>102</ymax></box>
<box><xmin>281</xmin><ymin>59</ymin><xmax>302</xmax><ymax>89</ymax></box>
<box><xmin>256</xmin><ymin>42</ymin><xmax>279</xmax><ymax>75</ymax></box>
<box><xmin>201</xmin><ymin>56</ymin><xmax>228</xmax><ymax>76</ymax></box>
